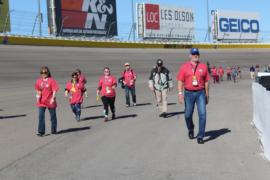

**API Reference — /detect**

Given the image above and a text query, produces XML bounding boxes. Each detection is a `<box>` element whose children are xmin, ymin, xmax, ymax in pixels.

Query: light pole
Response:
<box><xmin>107</xmin><ymin>21</ymin><xmax>116</xmax><ymax>38</ymax></box>
<box><xmin>60</xmin><ymin>16</ymin><xmax>69</xmax><ymax>36</ymax></box>
<box><xmin>131</xmin><ymin>0</ymin><xmax>135</xmax><ymax>41</ymax></box>
<box><xmin>3</xmin><ymin>9</ymin><xmax>14</xmax><ymax>33</ymax></box>
<box><xmin>38</xmin><ymin>0</ymin><xmax>42</xmax><ymax>36</ymax></box>
<box><xmin>206</xmin><ymin>0</ymin><xmax>210</xmax><ymax>42</ymax></box>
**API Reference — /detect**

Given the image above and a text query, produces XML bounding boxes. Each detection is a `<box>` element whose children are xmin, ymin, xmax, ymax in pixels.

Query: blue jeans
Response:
<box><xmin>70</xmin><ymin>103</ymin><xmax>81</xmax><ymax>118</ymax></box>
<box><xmin>125</xmin><ymin>86</ymin><xmax>136</xmax><ymax>105</ymax></box>
<box><xmin>38</xmin><ymin>107</ymin><xmax>57</xmax><ymax>134</ymax></box>
<box><xmin>184</xmin><ymin>89</ymin><xmax>207</xmax><ymax>139</ymax></box>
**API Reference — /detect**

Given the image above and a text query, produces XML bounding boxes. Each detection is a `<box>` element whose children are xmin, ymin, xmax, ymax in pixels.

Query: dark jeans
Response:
<box><xmin>125</xmin><ymin>85</ymin><xmax>136</xmax><ymax>105</ymax></box>
<box><xmin>184</xmin><ymin>89</ymin><xmax>207</xmax><ymax>139</ymax></box>
<box><xmin>70</xmin><ymin>103</ymin><xmax>81</xmax><ymax>118</ymax></box>
<box><xmin>101</xmin><ymin>96</ymin><xmax>115</xmax><ymax>117</ymax></box>
<box><xmin>38</xmin><ymin>107</ymin><xmax>57</xmax><ymax>134</ymax></box>
<box><xmin>227</xmin><ymin>74</ymin><xmax>231</xmax><ymax>80</ymax></box>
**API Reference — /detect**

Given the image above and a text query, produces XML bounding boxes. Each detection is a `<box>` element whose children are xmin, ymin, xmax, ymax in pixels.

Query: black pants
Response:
<box><xmin>101</xmin><ymin>96</ymin><xmax>115</xmax><ymax>116</ymax></box>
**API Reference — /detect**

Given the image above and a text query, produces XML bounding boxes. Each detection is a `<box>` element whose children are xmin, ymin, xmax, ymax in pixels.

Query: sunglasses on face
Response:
<box><xmin>40</xmin><ymin>71</ymin><xmax>48</xmax><ymax>75</ymax></box>
<box><xmin>104</xmin><ymin>70</ymin><xmax>110</xmax><ymax>73</ymax></box>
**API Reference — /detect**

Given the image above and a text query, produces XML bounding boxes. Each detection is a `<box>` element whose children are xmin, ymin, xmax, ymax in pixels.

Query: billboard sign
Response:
<box><xmin>137</xmin><ymin>3</ymin><xmax>194</xmax><ymax>40</ymax></box>
<box><xmin>0</xmin><ymin>0</ymin><xmax>11</xmax><ymax>33</ymax></box>
<box><xmin>48</xmin><ymin>0</ymin><xmax>118</xmax><ymax>36</ymax></box>
<box><xmin>213</xmin><ymin>10</ymin><xmax>260</xmax><ymax>41</ymax></box>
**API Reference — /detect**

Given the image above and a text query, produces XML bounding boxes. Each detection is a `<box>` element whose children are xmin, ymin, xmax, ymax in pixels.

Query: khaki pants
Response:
<box><xmin>155</xmin><ymin>89</ymin><xmax>168</xmax><ymax>113</ymax></box>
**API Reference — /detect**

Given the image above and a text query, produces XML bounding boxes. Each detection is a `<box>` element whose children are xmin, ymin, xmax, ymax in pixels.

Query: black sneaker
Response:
<box><xmin>188</xmin><ymin>131</ymin><xmax>194</xmax><ymax>139</ymax></box>
<box><xmin>163</xmin><ymin>113</ymin><xmax>167</xmax><ymax>118</ymax></box>
<box><xmin>36</xmin><ymin>133</ymin><xmax>45</xmax><ymax>137</ymax></box>
<box><xmin>159</xmin><ymin>113</ymin><xmax>164</xmax><ymax>117</ymax></box>
<box><xmin>112</xmin><ymin>113</ymin><xmax>116</xmax><ymax>120</ymax></box>
<box><xmin>197</xmin><ymin>138</ymin><xmax>204</xmax><ymax>144</ymax></box>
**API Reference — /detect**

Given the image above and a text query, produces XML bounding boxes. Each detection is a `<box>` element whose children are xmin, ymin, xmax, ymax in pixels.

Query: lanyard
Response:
<box><xmin>191</xmin><ymin>63</ymin><xmax>199</xmax><ymax>76</ymax></box>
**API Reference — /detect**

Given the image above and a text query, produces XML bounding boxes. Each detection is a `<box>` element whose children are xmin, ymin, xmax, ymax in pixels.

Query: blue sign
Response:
<box><xmin>219</xmin><ymin>18</ymin><xmax>259</xmax><ymax>33</ymax></box>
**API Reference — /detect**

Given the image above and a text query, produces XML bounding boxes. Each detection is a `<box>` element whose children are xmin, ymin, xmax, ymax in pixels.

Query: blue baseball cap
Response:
<box><xmin>190</xmin><ymin>48</ymin><xmax>200</xmax><ymax>55</ymax></box>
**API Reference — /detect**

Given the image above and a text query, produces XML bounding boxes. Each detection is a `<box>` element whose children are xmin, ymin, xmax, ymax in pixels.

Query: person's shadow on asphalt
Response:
<box><xmin>204</xmin><ymin>128</ymin><xmax>231</xmax><ymax>143</ymax></box>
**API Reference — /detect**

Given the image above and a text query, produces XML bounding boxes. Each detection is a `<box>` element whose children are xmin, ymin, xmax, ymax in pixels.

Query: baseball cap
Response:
<box><xmin>156</xmin><ymin>59</ymin><xmax>163</xmax><ymax>66</ymax></box>
<box><xmin>190</xmin><ymin>48</ymin><xmax>200</xmax><ymax>55</ymax></box>
<box><xmin>124</xmin><ymin>62</ymin><xmax>130</xmax><ymax>66</ymax></box>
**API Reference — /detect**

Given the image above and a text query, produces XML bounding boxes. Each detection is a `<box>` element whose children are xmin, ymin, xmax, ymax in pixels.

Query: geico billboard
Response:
<box><xmin>49</xmin><ymin>0</ymin><xmax>118</xmax><ymax>36</ymax></box>
<box><xmin>137</xmin><ymin>3</ymin><xmax>194</xmax><ymax>39</ymax></box>
<box><xmin>216</xmin><ymin>10</ymin><xmax>259</xmax><ymax>40</ymax></box>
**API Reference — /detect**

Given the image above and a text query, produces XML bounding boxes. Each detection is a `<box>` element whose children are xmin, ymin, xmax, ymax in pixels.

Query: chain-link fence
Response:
<box><xmin>1</xmin><ymin>9</ymin><xmax>270</xmax><ymax>42</ymax></box>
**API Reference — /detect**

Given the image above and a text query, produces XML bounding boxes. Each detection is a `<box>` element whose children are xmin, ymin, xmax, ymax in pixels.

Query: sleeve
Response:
<box><xmin>149</xmin><ymin>68</ymin><xmax>155</xmax><ymax>80</ymax></box>
<box><xmin>65</xmin><ymin>83</ymin><xmax>70</xmax><ymax>92</ymax></box>
<box><xmin>176</xmin><ymin>65</ymin><xmax>185</xmax><ymax>82</ymax></box>
<box><xmin>51</xmin><ymin>79</ymin><xmax>59</xmax><ymax>92</ymax></box>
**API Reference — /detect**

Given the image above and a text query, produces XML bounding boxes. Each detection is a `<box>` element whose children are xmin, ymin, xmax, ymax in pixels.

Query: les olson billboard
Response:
<box><xmin>137</xmin><ymin>3</ymin><xmax>194</xmax><ymax>40</ymax></box>
<box><xmin>48</xmin><ymin>0</ymin><xmax>117</xmax><ymax>36</ymax></box>
<box><xmin>212</xmin><ymin>10</ymin><xmax>260</xmax><ymax>41</ymax></box>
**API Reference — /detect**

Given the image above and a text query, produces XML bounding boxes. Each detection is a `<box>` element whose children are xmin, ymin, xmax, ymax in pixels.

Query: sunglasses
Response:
<box><xmin>40</xmin><ymin>71</ymin><xmax>48</xmax><ymax>74</ymax></box>
<box><xmin>104</xmin><ymin>70</ymin><xmax>110</xmax><ymax>73</ymax></box>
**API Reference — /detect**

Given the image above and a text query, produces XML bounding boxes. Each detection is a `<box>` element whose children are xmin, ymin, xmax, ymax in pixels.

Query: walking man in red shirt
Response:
<box><xmin>177</xmin><ymin>48</ymin><xmax>210</xmax><ymax>144</ymax></box>
<box><xmin>121</xmin><ymin>62</ymin><xmax>137</xmax><ymax>107</ymax></box>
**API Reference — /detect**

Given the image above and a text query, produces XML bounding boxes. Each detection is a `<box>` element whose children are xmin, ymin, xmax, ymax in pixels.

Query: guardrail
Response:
<box><xmin>1</xmin><ymin>34</ymin><xmax>270</xmax><ymax>49</ymax></box>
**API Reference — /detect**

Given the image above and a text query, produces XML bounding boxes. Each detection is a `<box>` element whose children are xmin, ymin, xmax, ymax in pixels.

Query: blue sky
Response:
<box><xmin>7</xmin><ymin>0</ymin><xmax>270</xmax><ymax>41</ymax></box>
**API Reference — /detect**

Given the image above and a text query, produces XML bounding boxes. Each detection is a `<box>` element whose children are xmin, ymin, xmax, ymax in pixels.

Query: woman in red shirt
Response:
<box><xmin>65</xmin><ymin>72</ymin><xmax>86</xmax><ymax>122</ymax></box>
<box><xmin>97</xmin><ymin>67</ymin><xmax>117</xmax><ymax>122</ymax></box>
<box><xmin>35</xmin><ymin>66</ymin><xmax>59</xmax><ymax>136</ymax></box>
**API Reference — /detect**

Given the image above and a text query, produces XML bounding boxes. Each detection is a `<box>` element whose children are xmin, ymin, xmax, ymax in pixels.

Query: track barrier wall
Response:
<box><xmin>2</xmin><ymin>35</ymin><xmax>270</xmax><ymax>49</ymax></box>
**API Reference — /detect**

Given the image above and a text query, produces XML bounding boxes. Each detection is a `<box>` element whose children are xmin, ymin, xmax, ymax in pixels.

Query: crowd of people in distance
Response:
<box><xmin>206</xmin><ymin>62</ymin><xmax>242</xmax><ymax>84</ymax></box>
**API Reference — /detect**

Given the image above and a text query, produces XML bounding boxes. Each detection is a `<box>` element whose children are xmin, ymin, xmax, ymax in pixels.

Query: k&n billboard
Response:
<box><xmin>137</xmin><ymin>3</ymin><xmax>194</xmax><ymax>40</ymax></box>
<box><xmin>48</xmin><ymin>0</ymin><xmax>118</xmax><ymax>36</ymax></box>
<box><xmin>212</xmin><ymin>10</ymin><xmax>260</xmax><ymax>41</ymax></box>
<box><xmin>0</xmin><ymin>0</ymin><xmax>11</xmax><ymax>32</ymax></box>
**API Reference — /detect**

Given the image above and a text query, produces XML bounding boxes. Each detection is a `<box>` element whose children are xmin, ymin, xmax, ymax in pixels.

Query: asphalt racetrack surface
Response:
<box><xmin>0</xmin><ymin>45</ymin><xmax>270</xmax><ymax>180</ymax></box>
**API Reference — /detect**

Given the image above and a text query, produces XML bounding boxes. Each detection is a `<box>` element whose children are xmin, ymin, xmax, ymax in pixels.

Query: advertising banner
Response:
<box><xmin>48</xmin><ymin>0</ymin><xmax>118</xmax><ymax>36</ymax></box>
<box><xmin>0</xmin><ymin>0</ymin><xmax>11</xmax><ymax>32</ymax></box>
<box><xmin>137</xmin><ymin>3</ymin><xmax>194</xmax><ymax>40</ymax></box>
<box><xmin>214</xmin><ymin>9</ymin><xmax>260</xmax><ymax>41</ymax></box>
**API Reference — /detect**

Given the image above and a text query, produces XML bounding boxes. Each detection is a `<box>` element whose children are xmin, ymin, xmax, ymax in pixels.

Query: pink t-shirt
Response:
<box><xmin>35</xmin><ymin>77</ymin><xmax>59</xmax><ymax>108</ymax></box>
<box><xmin>211</xmin><ymin>68</ymin><xmax>218</xmax><ymax>76</ymax></box>
<box><xmin>122</xmin><ymin>69</ymin><xmax>136</xmax><ymax>87</ymax></box>
<box><xmin>65</xmin><ymin>81</ymin><xmax>85</xmax><ymax>104</ymax></box>
<box><xmin>98</xmin><ymin>75</ymin><xmax>117</xmax><ymax>97</ymax></box>
<box><xmin>227</xmin><ymin>67</ymin><xmax>232</xmax><ymax>74</ymax></box>
<box><xmin>218</xmin><ymin>68</ymin><xmax>224</xmax><ymax>75</ymax></box>
<box><xmin>177</xmin><ymin>61</ymin><xmax>210</xmax><ymax>91</ymax></box>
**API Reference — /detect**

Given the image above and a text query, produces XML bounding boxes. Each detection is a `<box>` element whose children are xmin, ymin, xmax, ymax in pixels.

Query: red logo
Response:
<box><xmin>145</xmin><ymin>4</ymin><xmax>160</xmax><ymax>30</ymax></box>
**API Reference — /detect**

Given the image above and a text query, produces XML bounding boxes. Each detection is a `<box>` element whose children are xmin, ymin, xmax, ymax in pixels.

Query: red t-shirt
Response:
<box><xmin>177</xmin><ymin>61</ymin><xmax>210</xmax><ymax>91</ymax></box>
<box><xmin>98</xmin><ymin>75</ymin><xmax>117</xmax><ymax>97</ymax></box>
<box><xmin>211</xmin><ymin>68</ymin><xmax>218</xmax><ymax>76</ymax></box>
<box><xmin>122</xmin><ymin>69</ymin><xmax>136</xmax><ymax>87</ymax></box>
<box><xmin>35</xmin><ymin>77</ymin><xmax>59</xmax><ymax>108</ymax></box>
<box><xmin>218</xmin><ymin>68</ymin><xmax>224</xmax><ymax>75</ymax></box>
<box><xmin>78</xmin><ymin>74</ymin><xmax>87</xmax><ymax>84</ymax></box>
<box><xmin>65</xmin><ymin>81</ymin><xmax>85</xmax><ymax>104</ymax></box>
<box><xmin>226</xmin><ymin>67</ymin><xmax>232</xmax><ymax>74</ymax></box>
